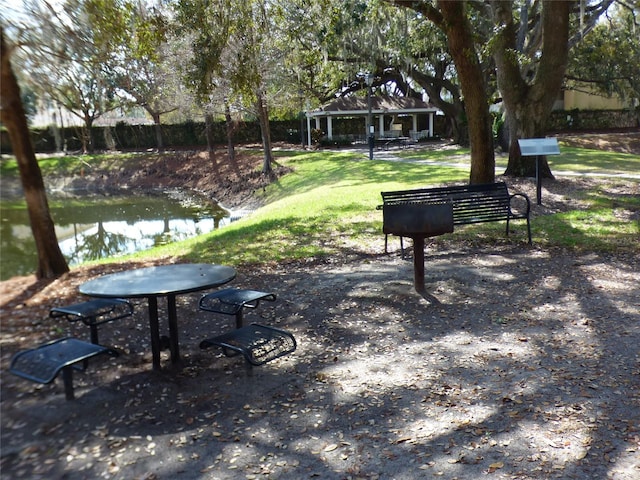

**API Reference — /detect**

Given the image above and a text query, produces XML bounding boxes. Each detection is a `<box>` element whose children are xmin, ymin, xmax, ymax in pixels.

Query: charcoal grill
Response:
<box><xmin>382</xmin><ymin>202</ymin><xmax>454</xmax><ymax>292</ymax></box>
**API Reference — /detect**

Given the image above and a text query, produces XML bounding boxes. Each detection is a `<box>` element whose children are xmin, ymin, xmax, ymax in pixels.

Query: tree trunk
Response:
<box><xmin>1</xmin><ymin>29</ymin><xmax>69</xmax><ymax>279</ymax></box>
<box><xmin>204</xmin><ymin>112</ymin><xmax>215</xmax><ymax>153</ymax></box>
<box><xmin>223</xmin><ymin>102</ymin><xmax>236</xmax><ymax>164</ymax></box>
<box><xmin>255</xmin><ymin>88</ymin><xmax>273</xmax><ymax>175</ymax></box>
<box><xmin>81</xmin><ymin>113</ymin><xmax>95</xmax><ymax>153</ymax></box>
<box><xmin>493</xmin><ymin>0</ymin><xmax>570</xmax><ymax>178</ymax></box>
<box><xmin>57</xmin><ymin>104</ymin><xmax>67</xmax><ymax>153</ymax></box>
<box><xmin>505</xmin><ymin>108</ymin><xmax>554</xmax><ymax>177</ymax></box>
<box><xmin>438</xmin><ymin>1</ymin><xmax>495</xmax><ymax>184</ymax></box>
<box><xmin>387</xmin><ymin>0</ymin><xmax>494</xmax><ymax>182</ymax></box>
<box><xmin>152</xmin><ymin>112</ymin><xmax>164</xmax><ymax>151</ymax></box>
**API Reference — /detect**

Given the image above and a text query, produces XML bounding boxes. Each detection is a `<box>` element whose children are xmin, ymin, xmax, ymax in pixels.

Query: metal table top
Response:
<box><xmin>80</xmin><ymin>263</ymin><xmax>237</xmax><ymax>298</ymax></box>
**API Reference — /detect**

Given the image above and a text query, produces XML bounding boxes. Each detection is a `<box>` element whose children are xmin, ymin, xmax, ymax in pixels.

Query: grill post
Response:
<box><xmin>381</xmin><ymin>203</ymin><xmax>453</xmax><ymax>292</ymax></box>
<box><xmin>413</xmin><ymin>236</ymin><xmax>426</xmax><ymax>293</ymax></box>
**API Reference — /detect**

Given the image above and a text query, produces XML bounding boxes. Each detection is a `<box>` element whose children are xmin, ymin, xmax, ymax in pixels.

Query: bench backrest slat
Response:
<box><xmin>381</xmin><ymin>182</ymin><xmax>511</xmax><ymax>225</ymax></box>
<box><xmin>379</xmin><ymin>181</ymin><xmax>531</xmax><ymax>244</ymax></box>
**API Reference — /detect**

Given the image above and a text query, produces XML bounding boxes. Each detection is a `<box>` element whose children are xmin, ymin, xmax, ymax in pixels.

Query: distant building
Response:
<box><xmin>30</xmin><ymin>101</ymin><xmax>152</xmax><ymax>128</ymax></box>
<box><xmin>554</xmin><ymin>82</ymin><xmax>635</xmax><ymax>111</ymax></box>
<box><xmin>306</xmin><ymin>95</ymin><xmax>440</xmax><ymax>146</ymax></box>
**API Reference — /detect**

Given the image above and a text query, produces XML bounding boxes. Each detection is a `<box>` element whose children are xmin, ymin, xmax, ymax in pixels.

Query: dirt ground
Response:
<box><xmin>556</xmin><ymin>130</ymin><xmax>640</xmax><ymax>155</ymax></box>
<box><xmin>1</xmin><ymin>133</ymin><xmax>639</xmax><ymax>479</ymax></box>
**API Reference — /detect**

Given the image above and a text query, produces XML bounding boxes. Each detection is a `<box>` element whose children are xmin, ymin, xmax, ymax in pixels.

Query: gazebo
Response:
<box><xmin>305</xmin><ymin>95</ymin><xmax>439</xmax><ymax>147</ymax></box>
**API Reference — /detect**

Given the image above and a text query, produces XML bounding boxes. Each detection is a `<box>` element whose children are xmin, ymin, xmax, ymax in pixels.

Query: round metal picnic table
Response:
<box><xmin>80</xmin><ymin>263</ymin><xmax>236</xmax><ymax>370</ymax></box>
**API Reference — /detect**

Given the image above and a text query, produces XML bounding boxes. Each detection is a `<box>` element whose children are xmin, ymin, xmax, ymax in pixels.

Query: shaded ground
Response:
<box><xmin>1</xmin><ymin>134</ymin><xmax>639</xmax><ymax>479</ymax></box>
<box><xmin>557</xmin><ymin>130</ymin><xmax>640</xmax><ymax>155</ymax></box>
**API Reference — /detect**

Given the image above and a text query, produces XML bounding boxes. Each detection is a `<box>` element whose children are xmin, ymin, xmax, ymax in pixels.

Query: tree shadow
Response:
<box><xmin>1</xmin><ymin>244</ymin><xmax>638</xmax><ymax>478</ymax></box>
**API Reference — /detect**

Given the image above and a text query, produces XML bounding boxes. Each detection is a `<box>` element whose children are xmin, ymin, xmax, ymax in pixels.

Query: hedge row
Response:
<box><xmin>1</xmin><ymin>109</ymin><xmax>637</xmax><ymax>154</ymax></box>
<box><xmin>548</xmin><ymin>109</ymin><xmax>639</xmax><ymax>132</ymax></box>
<box><xmin>0</xmin><ymin>119</ymin><xmax>303</xmax><ymax>154</ymax></box>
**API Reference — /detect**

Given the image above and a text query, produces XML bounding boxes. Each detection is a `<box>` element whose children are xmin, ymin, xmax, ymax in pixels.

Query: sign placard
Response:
<box><xmin>518</xmin><ymin>138</ymin><xmax>560</xmax><ymax>156</ymax></box>
<box><xmin>517</xmin><ymin>138</ymin><xmax>561</xmax><ymax>205</ymax></box>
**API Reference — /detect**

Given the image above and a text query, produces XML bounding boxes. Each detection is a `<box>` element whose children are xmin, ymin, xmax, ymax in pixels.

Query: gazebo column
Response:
<box><xmin>428</xmin><ymin>113</ymin><xmax>434</xmax><ymax>137</ymax></box>
<box><xmin>412</xmin><ymin>115</ymin><xmax>418</xmax><ymax>134</ymax></box>
<box><xmin>327</xmin><ymin>116</ymin><xmax>333</xmax><ymax>140</ymax></box>
<box><xmin>378</xmin><ymin>115</ymin><xmax>384</xmax><ymax>138</ymax></box>
<box><xmin>307</xmin><ymin>115</ymin><xmax>312</xmax><ymax>147</ymax></box>
<box><xmin>308</xmin><ymin>117</ymin><xmax>321</xmax><ymax>147</ymax></box>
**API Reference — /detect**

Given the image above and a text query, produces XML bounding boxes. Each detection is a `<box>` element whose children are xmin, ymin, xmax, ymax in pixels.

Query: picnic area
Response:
<box><xmin>1</xmin><ymin>134</ymin><xmax>638</xmax><ymax>479</ymax></box>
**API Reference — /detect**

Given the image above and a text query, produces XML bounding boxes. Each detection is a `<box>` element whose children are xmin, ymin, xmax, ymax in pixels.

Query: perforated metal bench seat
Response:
<box><xmin>199</xmin><ymin>288</ymin><xmax>276</xmax><ymax>329</ymax></box>
<box><xmin>9</xmin><ymin>337</ymin><xmax>118</xmax><ymax>400</ymax></box>
<box><xmin>50</xmin><ymin>298</ymin><xmax>133</xmax><ymax>344</ymax></box>
<box><xmin>199</xmin><ymin>324</ymin><xmax>296</xmax><ymax>366</ymax></box>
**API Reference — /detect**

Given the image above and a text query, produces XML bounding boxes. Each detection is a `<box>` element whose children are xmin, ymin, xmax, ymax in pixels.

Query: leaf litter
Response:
<box><xmin>1</xmin><ymin>244</ymin><xmax>638</xmax><ymax>479</ymax></box>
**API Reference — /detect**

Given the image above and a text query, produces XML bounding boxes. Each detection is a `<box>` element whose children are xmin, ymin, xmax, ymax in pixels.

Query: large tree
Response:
<box><xmin>1</xmin><ymin>28</ymin><xmax>69</xmax><ymax>279</ymax></box>
<box><xmin>174</xmin><ymin>0</ymin><xmax>276</xmax><ymax>174</ymax></box>
<box><xmin>491</xmin><ymin>0</ymin><xmax>615</xmax><ymax>177</ymax></box>
<box><xmin>22</xmin><ymin>0</ymin><xmax>124</xmax><ymax>153</ymax></box>
<box><xmin>492</xmin><ymin>0</ymin><xmax>572</xmax><ymax>177</ymax></box>
<box><xmin>389</xmin><ymin>0</ymin><xmax>616</xmax><ymax>179</ymax></box>
<box><xmin>389</xmin><ymin>0</ymin><xmax>496</xmax><ymax>184</ymax></box>
<box><xmin>108</xmin><ymin>3</ymin><xmax>182</xmax><ymax>150</ymax></box>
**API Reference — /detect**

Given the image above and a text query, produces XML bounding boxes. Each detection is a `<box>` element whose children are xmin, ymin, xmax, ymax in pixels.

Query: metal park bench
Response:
<box><xmin>377</xmin><ymin>181</ymin><xmax>531</xmax><ymax>291</ymax></box>
<box><xmin>199</xmin><ymin>288</ymin><xmax>276</xmax><ymax>329</ymax></box>
<box><xmin>50</xmin><ymin>298</ymin><xmax>133</xmax><ymax>345</ymax></box>
<box><xmin>378</xmin><ymin>181</ymin><xmax>532</xmax><ymax>253</ymax></box>
<box><xmin>9</xmin><ymin>337</ymin><xmax>118</xmax><ymax>400</ymax></box>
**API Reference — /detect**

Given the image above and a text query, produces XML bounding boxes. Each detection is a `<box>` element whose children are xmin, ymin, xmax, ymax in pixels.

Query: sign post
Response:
<box><xmin>518</xmin><ymin>138</ymin><xmax>561</xmax><ymax>205</ymax></box>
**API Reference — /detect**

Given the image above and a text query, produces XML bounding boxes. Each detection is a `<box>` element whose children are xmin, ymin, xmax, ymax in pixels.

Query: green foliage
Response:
<box><xmin>11</xmin><ymin>0</ymin><xmax>136</xmax><ymax>151</ymax></box>
<box><xmin>174</xmin><ymin>0</ymin><xmax>268</xmax><ymax>102</ymax></box>
<box><xmin>567</xmin><ymin>5</ymin><xmax>640</xmax><ymax>102</ymax></box>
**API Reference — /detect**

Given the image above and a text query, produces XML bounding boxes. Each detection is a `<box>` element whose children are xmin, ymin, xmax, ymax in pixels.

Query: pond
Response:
<box><xmin>0</xmin><ymin>190</ymin><xmax>244</xmax><ymax>281</ymax></box>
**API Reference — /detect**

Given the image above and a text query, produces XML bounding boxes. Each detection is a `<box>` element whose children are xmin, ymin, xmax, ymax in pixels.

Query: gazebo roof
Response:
<box><xmin>308</xmin><ymin>95</ymin><xmax>438</xmax><ymax>117</ymax></box>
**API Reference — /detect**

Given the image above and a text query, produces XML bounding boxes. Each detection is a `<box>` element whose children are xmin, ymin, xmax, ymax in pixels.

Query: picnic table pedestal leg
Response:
<box><xmin>412</xmin><ymin>236</ymin><xmax>426</xmax><ymax>293</ymax></box>
<box><xmin>148</xmin><ymin>297</ymin><xmax>162</xmax><ymax>371</ymax></box>
<box><xmin>167</xmin><ymin>294</ymin><xmax>181</xmax><ymax>364</ymax></box>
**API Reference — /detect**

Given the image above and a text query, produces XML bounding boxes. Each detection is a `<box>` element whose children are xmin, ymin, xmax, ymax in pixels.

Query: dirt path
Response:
<box><xmin>1</xmin><ymin>247</ymin><xmax>639</xmax><ymax>479</ymax></box>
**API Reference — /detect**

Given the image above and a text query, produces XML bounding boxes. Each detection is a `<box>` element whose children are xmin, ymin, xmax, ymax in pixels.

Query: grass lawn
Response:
<box><xmin>2</xmin><ymin>146</ymin><xmax>638</xmax><ymax>270</ymax></box>
<box><xmin>396</xmin><ymin>143</ymin><xmax>640</xmax><ymax>174</ymax></box>
<box><xmin>154</xmin><ymin>148</ymin><xmax>639</xmax><ymax>266</ymax></box>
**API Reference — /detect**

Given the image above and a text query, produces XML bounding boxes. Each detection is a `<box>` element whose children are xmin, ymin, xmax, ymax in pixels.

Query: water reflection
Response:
<box><xmin>0</xmin><ymin>190</ymin><xmax>242</xmax><ymax>280</ymax></box>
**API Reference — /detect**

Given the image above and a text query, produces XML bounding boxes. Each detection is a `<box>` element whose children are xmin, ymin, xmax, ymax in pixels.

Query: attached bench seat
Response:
<box><xmin>199</xmin><ymin>288</ymin><xmax>276</xmax><ymax>329</ymax></box>
<box><xmin>378</xmin><ymin>181</ymin><xmax>532</xmax><ymax>252</ymax></box>
<box><xmin>9</xmin><ymin>337</ymin><xmax>118</xmax><ymax>400</ymax></box>
<box><xmin>200</xmin><ymin>324</ymin><xmax>296</xmax><ymax>367</ymax></box>
<box><xmin>50</xmin><ymin>298</ymin><xmax>134</xmax><ymax>344</ymax></box>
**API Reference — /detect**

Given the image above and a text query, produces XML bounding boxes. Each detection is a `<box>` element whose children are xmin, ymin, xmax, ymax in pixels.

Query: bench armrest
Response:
<box><xmin>508</xmin><ymin>192</ymin><xmax>531</xmax><ymax>217</ymax></box>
